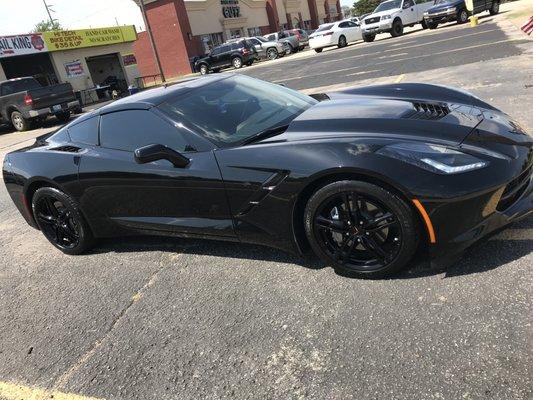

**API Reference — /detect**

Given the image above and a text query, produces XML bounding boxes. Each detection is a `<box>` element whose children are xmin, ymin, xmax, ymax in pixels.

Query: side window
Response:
<box><xmin>219</xmin><ymin>45</ymin><xmax>230</xmax><ymax>53</ymax></box>
<box><xmin>1</xmin><ymin>83</ymin><xmax>13</xmax><ymax>96</ymax></box>
<box><xmin>68</xmin><ymin>116</ymin><xmax>99</xmax><ymax>145</ymax></box>
<box><xmin>403</xmin><ymin>0</ymin><xmax>414</xmax><ymax>7</ymax></box>
<box><xmin>230</xmin><ymin>43</ymin><xmax>241</xmax><ymax>50</ymax></box>
<box><xmin>347</xmin><ymin>21</ymin><xmax>358</xmax><ymax>27</ymax></box>
<box><xmin>250</xmin><ymin>38</ymin><xmax>260</xmax><ymax>45</ymax></box>
<box><xmin>266</xmin><ymin>34</ymin><xmax>275</xmax><ymax>41</ymax></box>
<box><xmin>99</xmin><ymin>110</ymin><xmax>189</xmax><ymax>153</ymax></box>
<box><xmin>211</xmin><ymin>47</ymin><xmax>221</xmax><ymax>55</ymax></box>
<box><xmin>339</xmin><ymin>22</ymin><xmax>348</xmax><ymax>28</ymax></box>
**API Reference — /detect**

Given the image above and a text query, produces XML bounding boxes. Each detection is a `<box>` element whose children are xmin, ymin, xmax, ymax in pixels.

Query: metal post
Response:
<box><xmin>42</xmin><ymin>0</ymin><xmax>54</xmax><ymax>24</ymax></box>
<box><xmin>139</xmin><ymin>0</ymin><xmax>166</xmax><ymax>83</ymax></box>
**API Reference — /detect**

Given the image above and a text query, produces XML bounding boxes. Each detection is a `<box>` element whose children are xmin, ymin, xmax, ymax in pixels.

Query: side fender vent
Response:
<box><xmin>404</xmin><ymin>102</ymin><xmax>450</xmax><ymax>120</ymax></box>
<box><xmin>51</xmin><ymin>145</ymin><xmax>81</xmax><ymax>153</ymax></box>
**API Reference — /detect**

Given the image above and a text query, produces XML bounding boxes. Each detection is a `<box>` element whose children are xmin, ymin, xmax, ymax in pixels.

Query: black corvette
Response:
<box><xmin>3</xmin><ymin>75</ymin><xmax>532</xmax><ymax>278</ymax></box>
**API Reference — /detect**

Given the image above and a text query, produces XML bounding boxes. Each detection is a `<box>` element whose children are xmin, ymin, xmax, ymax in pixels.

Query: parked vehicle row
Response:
<box><xmin>195</xmin><ymin>29</ymin><xmax>310</xmax><ymax>75</ymax></box>
<box><xmin>423</xmin><ymin>0</ymin><xmax>500</xmax><ymax>29</ymax></box>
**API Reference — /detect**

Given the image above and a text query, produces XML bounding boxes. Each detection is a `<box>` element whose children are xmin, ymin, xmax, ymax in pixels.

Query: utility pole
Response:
<box><xmin>138</xmin><ymin>0</ymin><xmax>166</xmax><ymax>83</ymax></box>
<box><xmin>42</xmin><ymin>0</ymin><xmax>55</xmax><ymax>24</ymax></box>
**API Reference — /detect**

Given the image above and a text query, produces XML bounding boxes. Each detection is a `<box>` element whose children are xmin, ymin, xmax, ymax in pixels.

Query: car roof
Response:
<box><xmin>97</xmin><ymin>75</ymin><xmax>230</xmax><ymax>114</ymax></box>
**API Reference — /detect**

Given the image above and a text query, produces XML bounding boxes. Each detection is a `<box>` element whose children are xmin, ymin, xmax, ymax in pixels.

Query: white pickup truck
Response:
<box><xmin>361</xmin><ymin>0</ymin><xmax>435</xmax><ymax>41</ymax></box>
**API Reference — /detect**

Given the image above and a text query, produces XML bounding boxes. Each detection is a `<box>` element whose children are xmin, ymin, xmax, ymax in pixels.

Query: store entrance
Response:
<box><xmin>0</xmin><ymin>53</ymin><xmax>58</xmax><ymax>86</ymax></box>
<box><xmin>86</xmin><ymin>53</ymin><xmax>128</xmax><ymax>94</ymax></box>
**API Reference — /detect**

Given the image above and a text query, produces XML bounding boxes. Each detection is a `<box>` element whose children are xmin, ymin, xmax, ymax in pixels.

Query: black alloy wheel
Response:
<box><xmin>391</xmin><ymin>19</ymin><xmax>404</xmax><ymax>37</ymax></box>
<box><xmin>457</xmin><ymin>9</ymin><xmax>469</xmax><ymax>24</ymax></box>
<box><xmin>32</xmin><ymin>187</ymin><xmax>94</xmax><ymax>255</ymax></box>
<box><xmin>314</xmin><ymin>48</ymin><xmax>323</xmax><ymax>53</ymax></box>
<box><xmin>199</xmin><ymin>64</ymin><xmax>208</xmax><ymax>75</ymax></box>
<box><xmin>338</xmin><ymin>35</ymin><xmax>347</xmax><ymax>48</ymax></box>
<box><xmin>304</xmin><ymin>181</ymin><xmax>419</xmax><ymax>278</ymax></box>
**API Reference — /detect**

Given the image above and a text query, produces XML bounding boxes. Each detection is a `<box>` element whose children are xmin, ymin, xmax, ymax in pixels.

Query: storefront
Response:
<box><xmin>133</xmin><ymin>0</ymin><xmax>342</xmax><ymax>78</ymax></box>
<box><xmin>0</xmin><ymin>26</ymin><xmax>141</xmax><ymax>104</ymax></box>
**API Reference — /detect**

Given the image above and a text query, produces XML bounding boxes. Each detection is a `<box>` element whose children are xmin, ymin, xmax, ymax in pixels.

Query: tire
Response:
<box><xmin>314</xmin><ymin>48</ymin><xmax>323</xmax><ymax>53</ymax></box>
<box><xmin>286</xmin><ymin>44</ymin><xmax>295</xmax><ymax>54</ymax></box>
<box><xmin>457</xmin><ymin>9</ymin><xmax>469</xmax><ymax>24</ymax></box>
<box><xmin>304</xmin><ymin>180</ymin><xmax>419</xmax><ymax>279</ymax></box>
<box><xmin>428</xmin><ymin>22</ymin><xmax>438</xmax><ymax>29</ymax></box>
<box><xmin>56</xmin><ymin>111</ymin><xmax>71</xmax><ymax>123</ymax></box>
<box><xmin>10</xmin><ymin>111</ymin><xmax>30</xmax><ymax>132</ymax></box>
<box><xmin>266</xmin><ymin>47</ymin><xmax>279</xmax><ymax>60</ymax></box>
<box><xmin>363</xmin><ymin>34</ymin><xmax>375</xmax><ymax>42</ymax></box>
<box><xmin>391</xmin><ymin>19</ymin><xmax>404</xmax><ymax>37</ymax></box>
<box><xmin>489</xmin><ymin>1</ymin><xmax>499</xmax><ymax>15</ymax></box>
<box><xmin>199</xmin><ymin>64</ymin><xmax>209</xmax><ymax>75</ymax></box>
<box><xmin>421</xmin><ymin>19</ymin><xmax>428</xmax><ymax>29</ymax></box>
<box><xmin>32</xmin><ymin>187</ymin><xmax>95</xmax><ymax>255</ymax></box>
<box><xmin>232</xmin><ymin>57</ymin><xmax>243</xmax><ymax>69</ymax></box>
<box><xmin>338</xmin><ymin>35</ymin><xmax>347</xmax><ymax>48</ymax></box>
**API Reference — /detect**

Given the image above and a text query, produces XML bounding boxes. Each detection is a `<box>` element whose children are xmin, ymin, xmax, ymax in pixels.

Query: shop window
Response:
<box><xmin>247</xmin><ymin>27</ymin><xmax>261</xmax><ymax>37</ymax></box>
<box><xmin>229</xmin><ymin>29</ymin><xmax>243</xmax><ymax>39</ymax></box>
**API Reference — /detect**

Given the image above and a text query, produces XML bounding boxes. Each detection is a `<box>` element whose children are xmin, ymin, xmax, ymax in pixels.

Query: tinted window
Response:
<box><xmin>266</xmin><ymin>34</ymin><xmax>276</xmax><ymax>41</ymax></box>
<box><xmin>250</xmin><ymin>38</ymin><xmax>260</xmax><ymax>45</ymax></box>
<box><xmin>211</xmin><ymin>46</ymin><xmax>222</xmax><ymax>55</ymax></box>
<box><xmin>68</xmin><ymin>116</ymin><xmax>99</xmax><ymax>145</ymax></box>
<box><xmin>1</xmin><ymin>78</ymin><xmax>41</xmax><ymax>95</ymax></box>
<box><xmin>339</xmin><ymin>22</ymin><xmax>349</xmax><ymax>28</ymax></box>
<box><xmin>316</xmin><ymin>24</ymin><xmax>334</xmax><ymax>32</ymax></box>
<box><xmin>219</xmin><ymin>45</ymin><xmax>230</xmax><ymax>53</ymax></box>
<box><xmin>100</xmin><ymin>110</ymin><xmax>189</xmax><ymax>152</ymax></box>
<box><xmin>230</xmin><ymin>42</ymin><xmax>242</xmax><ymax>50</ymax></box>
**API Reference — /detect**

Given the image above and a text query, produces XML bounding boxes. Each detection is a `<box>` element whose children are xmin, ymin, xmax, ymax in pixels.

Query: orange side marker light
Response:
<box><xmin>412</xmin><ymin>199</ymin><xmax>436</xmax><ymax>244</ymax></box>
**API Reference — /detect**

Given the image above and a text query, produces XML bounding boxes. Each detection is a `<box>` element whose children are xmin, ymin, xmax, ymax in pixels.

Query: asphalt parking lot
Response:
<box><xmin>1</xmin><ymin>7</ymin><xmax>532</xmax><ymax>400</ymax></box>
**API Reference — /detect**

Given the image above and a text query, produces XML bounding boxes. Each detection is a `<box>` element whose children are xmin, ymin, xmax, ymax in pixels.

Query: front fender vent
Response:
<box><xmin>404</xmin><ymin>102</ymin><xmax>450</xmax><ymax>120</ymax></box>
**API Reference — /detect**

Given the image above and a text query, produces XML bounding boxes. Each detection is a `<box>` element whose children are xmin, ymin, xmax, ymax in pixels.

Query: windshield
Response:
<box><xmin>256</xmin><ymin>36</ymin><xmax>267</xmax><ymax>42</ymax></box>
<box><xmin>159</xmin><ymin>75</ymin><xmax>317</xmax><ymax>147</ymax></box>
<box><xmin>316</xmin><ymin>24</ymin><xmax>334</xmax><ymax>32</ymax></box>
<box><xmin>374</xmin><ymin>0</ymin><xmax>401</xmax><ymax>12</ymax></box>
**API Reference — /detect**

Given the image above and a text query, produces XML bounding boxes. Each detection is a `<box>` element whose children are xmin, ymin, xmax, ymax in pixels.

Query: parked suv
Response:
<box><xmin>231</xmin><ymin>36</ymin><xmax>285</xmax><ymax>60</ymax></box>
<box><xmin>423</xmin><ymin>0</ymin><xmax>500</xmax><ymax>29</ymax></box>
<box><xmin>195</xmin><ymin>39</ymin><xmax>257</xmax><ymax>75</ymax></box>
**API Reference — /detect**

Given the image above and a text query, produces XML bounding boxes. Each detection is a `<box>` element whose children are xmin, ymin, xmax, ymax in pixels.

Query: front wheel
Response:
<box><xmin>314</xmin><ymin>48</ymin><xmax>323</xmax><ymax>53</ymax></box>
<box><xmin>363</xmin><ymin>34</ymin><xmax>376</xmax><ymax>42</ymax></box>
<box><xmin>10</xmin><ymin>111</ymin><xmax>30</xmax><ymax>132</ymax></box>
<box><xmin>304</xmin><ymin>180</ymin><xmax>419</xmax><ymax>278</ymax></box>
<box><xmin>266</xmin><ymin>47</ymin><xmax>279</xmax><ymax>60</ymax></box>
<box><xmin>232</xmin><ymin>57</ymin><xmax>243</xmax><ymax>69</ymax></box>
<box><xmin>391</xmin><ymin>19</ymin><xmax>404</xmax><ymax>37</ymax></box>
<box><xmin>56</xmin><ymin>111</ymin><xmax>71</xmax><ymax>123</ymax></box>
<box><xmin>457</xmin><ymin>9</ymin><xmax>469</xmax><ymax>24</ymax></box>
<box><xmin>32</xmin><ymin>187</ymin><xmax>95</xmax><ymax>255</ymax></box>
<box><xmin>489</xmin><ymin>1</ymin><xmax>499</xmax><ymax>15</ymax></box>
<box><xmin>199</xmin><ymin>64</ymin><xmax>208</xmax><ymax>75</ymax></box>
<box><xmin>428</xmin><ymin>22</ymin><xmax>438</xmax><ymax>29</ymax></box>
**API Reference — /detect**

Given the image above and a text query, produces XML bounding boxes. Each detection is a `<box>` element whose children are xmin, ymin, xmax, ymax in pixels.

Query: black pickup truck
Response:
<box><xmin>0</xmin><ymin>77</ymin><xmax>80</xmax><ymax>131</ymax></box>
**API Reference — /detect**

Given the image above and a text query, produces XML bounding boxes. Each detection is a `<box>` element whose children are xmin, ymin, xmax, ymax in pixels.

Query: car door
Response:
<box><xmin>77</xmin><ymin>108</ymin><xmax>235</xmax><ymax>238</ymax></box>
<box><xmin>345</xmin><ymin>21</ymin><xmax>362</xmax><ymax>42</ymax></box>
<box><xmin>249</xmin><ymin>38</ymin><xmax>264</xmax><ymax>57</ymax></box>
<box><xmin>216</xmin><ymin>45</ymin><xmax>232</xmax><ymax>68</ymax></box>
<box><xmin>401</xmin><ymin>0</ymin><xmax>417</xmax><ymax>24</ymax></box>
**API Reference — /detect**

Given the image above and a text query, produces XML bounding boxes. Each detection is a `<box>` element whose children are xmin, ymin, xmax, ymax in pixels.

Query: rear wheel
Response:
<box><xmin>10</xmin><ymin>111</ymin><xmax>30</xmax><ymax>132</ymax></box>
<box><xmin>56</xmin><ymin>111</ymin><xmax>71</xmax><ymax>123</ymax></box>
<box><xmin>457</xmin><ymin>9</ymin><xmax>469</xmax><ymax>24</ymax></box>
<box><xmin>199</xmin><ymin>64</ymin><xmax>209</xmax><ymax>75</ymax></box>
<box><xmin>266</xmin><ymin>47</ymin><xmax>279</xmax><ymax>60</ymax></box>
<box><xmin>304</xmin><ymin>180</ymin><xmax>419</xmax><ymax>278</ymax></box>
<box><xmin>338</xmin><ymin>35</ymin><xmax>347</xmax><ymax>48</ymax></box>
<box><xmin>232</xmin><ymin>57</ymin><xmax>243</xmax><ymax>69</ymax></box>
<box><xmin>314</xmin><ymin>48</ymin><xmax>323</xmax><ymax>53</ymax></box>
<box><xmin>489</xmin><ymin>1</ymin><xmax>499</xmax><ymax>15</ymax></box>
<box><xmin>428</xmin><ymin>22</ymin><xmax>438</xmax><ymax>29</ymax></box>
<box><xmin>363</xmin><ymin>34</ymin><xmax>375</xmax><ymax>42</ymax></box>
<box><xmin>391</xmin><ymin>19</ymin><xmax>404</xmax><ymax>37</ymax></box>
<box><xmin>32</xmin><ymin>187</ymin><xmax>95</xmax><ymax>255</ymax></box>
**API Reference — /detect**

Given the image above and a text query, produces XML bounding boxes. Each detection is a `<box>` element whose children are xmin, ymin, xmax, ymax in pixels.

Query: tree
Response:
<box><xmin>353</xmin><ymin>0</ymin><xmax>381</xmax><ymax>16</ymax></box>
<box><xmin>32</xmin><ymin>20</ymin><xmax>63</xmax><ymax>33</ymax></box>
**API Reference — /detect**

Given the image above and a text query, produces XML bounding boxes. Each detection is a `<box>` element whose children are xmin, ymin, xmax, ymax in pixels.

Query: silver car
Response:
<box><xmin>264</xmin><ymin>31</ymin><xmax>301</xmax><ymax>54</ymax></box>
<box><xmin>250</xmin><ymin>36</ymin><xmax>286</xmax><ymax>60</ymax></box>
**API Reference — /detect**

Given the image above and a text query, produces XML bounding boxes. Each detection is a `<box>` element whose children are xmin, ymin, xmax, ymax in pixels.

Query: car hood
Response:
<box><xmin>364</xmin><ymin>10</ymin><xmax>400</xmax><ymax>21</ymax></box>
<box><xmin>275</xmin><ymin>97</ymin><xmax>481</xmax><ymax>145</ymax></box>
<box><xmin>427</xmin><ymin>0</ymin><xmax>462</xmax><ymax>13</ymax></box>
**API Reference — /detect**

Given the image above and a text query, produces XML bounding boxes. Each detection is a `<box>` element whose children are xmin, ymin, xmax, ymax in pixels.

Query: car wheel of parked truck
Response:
<box><xmin>10</xmin><ymin>111</ymin><xmax>30</xmax><ymax>132</ymax></box>
<box><xmin>56</xmin><ymin>111</ymin><xmax>71</xmax><ymax>123</ymax></box>
<box><xmin>457</xmin><ymin>9</ymin><xmax>469</xmax><ymax>24</ymax></box>
<box><xmin>490</xmin><ymin>1</ymin><xmax>499</xmax><ymax>15</ymax></box>
<box><xmin>391</xmin><ymin>19</ymin><xmax>404</xmax><ymax>37</ymax></box>
<box><xmin>363</xmin><ymin>34</ymin><xmax>376</xmax><ymax>42</ymax></box>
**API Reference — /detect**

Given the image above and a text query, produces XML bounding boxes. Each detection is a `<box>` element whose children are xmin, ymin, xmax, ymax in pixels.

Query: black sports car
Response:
<box><xmin>3</xmin><ymin>75</ymin><xmax>532</xmax><ymax>278</ymax></box>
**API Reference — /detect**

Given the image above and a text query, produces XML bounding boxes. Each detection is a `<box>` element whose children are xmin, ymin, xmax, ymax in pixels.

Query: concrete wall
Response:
<box><xmin>50</xmin><ymin>42</ymin><xmax>139</xmax><ymax>92</ymax></box>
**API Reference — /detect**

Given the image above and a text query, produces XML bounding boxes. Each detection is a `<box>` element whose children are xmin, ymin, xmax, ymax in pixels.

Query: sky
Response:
<box><xmin>0</xmin><ymin>0</ymin><xmax>145</xmax><ymax>36</ymax></box>
<box><xmin>0</xmin><ymin>0</ymin><xmax>355</xmax><ymax>36</ymax></box>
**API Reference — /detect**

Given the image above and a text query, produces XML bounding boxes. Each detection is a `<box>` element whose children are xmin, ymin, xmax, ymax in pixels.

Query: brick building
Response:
<box><xmin>132</xmin><ymin>0</ymin><xmax>342</xmax><ymax>78</ymax></box>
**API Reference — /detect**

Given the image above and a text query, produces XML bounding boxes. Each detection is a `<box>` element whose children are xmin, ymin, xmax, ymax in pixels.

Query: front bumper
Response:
<box><xmin>424</xmin><ymin>9</ymin><xmax>457</xmax><ymax>24</ymax></box>
<box><xmin>362</xmin><ymin>21</ymin><xmax>392</xmax><ymax>35</ymax></box>
<box><xmin>27</xmin><ymin>100</ymin><xmax>80</xmax><ymax>118</ymax></box>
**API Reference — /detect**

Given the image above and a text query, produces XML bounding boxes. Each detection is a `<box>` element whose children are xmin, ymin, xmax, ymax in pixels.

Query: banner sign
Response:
<box><xmin>122</xmin><ymin>53</ymin><xmax>137</xmax><ymax>66</ymax></box>
<box><xmin>0</xmin><ymin>34</ymin><xmax>47</xmax><ymax>58</ymax></box>
<box><xmin>64</xmin><ymin>60</ymin><xmax>85</xmax><ymax>78</ymax></box>
<box><xmin>43</xmin><ymin>26</ymin><xmax>137</xmax><ymax>51</ymax></box>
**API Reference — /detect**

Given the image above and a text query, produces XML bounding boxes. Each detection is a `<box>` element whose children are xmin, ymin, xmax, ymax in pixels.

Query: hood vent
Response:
<box><xmin>404</xmin><ymin>102</ymin><xmax>450</xmax><ymax>120</ymax></box>
<box><xmin>51</xmin><ymin>145</ymin><xmax>81</xmax><ymax>153</ymax></box>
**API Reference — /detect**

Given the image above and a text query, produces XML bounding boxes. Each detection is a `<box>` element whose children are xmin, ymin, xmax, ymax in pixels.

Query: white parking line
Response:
<box><xmin>346</xmin><ymin>69</ymin><xmax>383</xmax><ymax>77</ymax></box>
<box><xmin>320</xmin><ymin>28</ymin><xmax>500</xmax><ymax>65</ymax></box>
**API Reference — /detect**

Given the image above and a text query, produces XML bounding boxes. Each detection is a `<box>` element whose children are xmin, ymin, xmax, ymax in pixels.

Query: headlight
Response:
<box><xmin>376</xmin><ymin>143</ymin><xmax>488</xmax><ymax>174</ymax></box>
<box><xmin>381</xmin><ymin>15</ymin><xmax>392</xmax><ymax>20</ymax></box>
<box><xmin>423</xmin><ymin>11</ymin><xmax>429</xmax><ymax>16</ymax></box>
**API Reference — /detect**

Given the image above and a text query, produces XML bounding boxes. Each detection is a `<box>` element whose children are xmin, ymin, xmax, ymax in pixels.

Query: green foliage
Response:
<box><xmin>353</xmin><ymin>0</ymin><xmax>382</xmax><ymax>16</ymax></box>
<box><xmin>32</xmin><ymin>20</ymin><xmax>63</xmax><ymax>33</ymax></box>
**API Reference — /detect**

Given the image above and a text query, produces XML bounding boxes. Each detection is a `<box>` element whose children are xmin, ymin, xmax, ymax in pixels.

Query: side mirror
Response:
<box><xmin>134</xmin><ymin>144</ymin><xmax>190</xmax><ymax>168</ymax></box>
